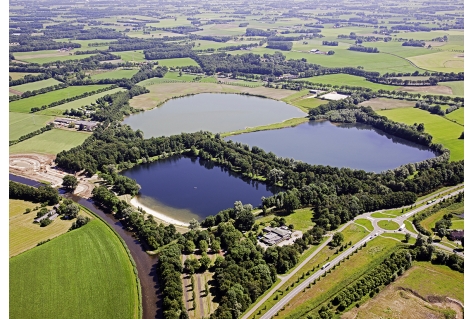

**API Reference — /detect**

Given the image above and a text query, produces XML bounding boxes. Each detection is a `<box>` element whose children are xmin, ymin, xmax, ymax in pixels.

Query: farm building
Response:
<box><xmin>53</xmin><ymin>118</ymin><xmax>99</xmax><ymax>131</ymax></box>
<box><xmin>261</xmin><ymin>226</ymin><xmax>292</xmax><ymax>246</ymax></box>
<box><xmin>319</xmin><ymin>91</ymin><xmax>349</xmax><ymax>101</ymax></box>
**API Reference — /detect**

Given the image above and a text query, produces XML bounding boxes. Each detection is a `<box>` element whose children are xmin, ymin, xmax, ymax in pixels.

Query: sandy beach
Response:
<box><xmin>130</xmin><ymin>197</ymin><xmax>190</xmax><ymax>227</ymax></box>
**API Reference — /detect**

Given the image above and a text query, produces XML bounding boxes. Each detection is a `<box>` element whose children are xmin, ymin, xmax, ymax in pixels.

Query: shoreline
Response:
<box><xmin>130</xmin><ymin>197</ymin><xmax>190</xmax><ymax>227</ymax></box>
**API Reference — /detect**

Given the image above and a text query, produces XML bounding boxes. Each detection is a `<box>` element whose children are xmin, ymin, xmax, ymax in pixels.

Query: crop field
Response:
<box><xmin>297</xmin><ymin>74</ymin><xmax>399</xmax><ymax>91</ymax></box>
<box><xmin>360</xmin><ymin>97</ymin><xmax>416</xmax><ymax>111</ymax></box>
<box><xmin>342</xmin><ymin>261</ymin><xmax>464</xmax><ymax>319</ymax></box>
<box><xmin>14</xmin><ymin>49</ymin><xmax>95</xmax><ymax>64</ymax></box>
<box><xmin>442</xmin><ymin>81</ymin><xmax>464</xmax><ymax>96</ymax></box>
<box><xmin>9</xmin><ymin>112</ymin><xmax>54</xmax><ymax>140</ymax></box>
<box><xmin>9</xmin><ymin>85</ymin><xmax>110</xmax><ymax>113</ymax></box>
<box><xmin>90</xmin><ymin>69</ymin><xmax>138</xmax><ymax>80</ymax></box>
<box><xmin>276</xmin><ymin>237</ymin><xmax>402</xmax><ymax>319</ymax></box>
<box><xmin>256</xmin><ymin>207</ymin><xmax>315</xmax><ymax>232</ymax></box>
<box><xmin>10</xmin><ymin>78</ymin><xmax>62</xmax><ymax>93</ymax></box>
<box><xmin>377</xmin><ymin>108</ymin><xmax>464</xmax><ymax>161</ymax></box>
<box><xmin>130</xmin><ymin>82</ymin><xmax>296</xmax><ymax>110</ymax></box>
<box><xmin>157</xmin><ymin>57</ymin><xmax>199</xmax><ymax>67</ymax></box>
<box><xmin>9</xmin><ymin>199</ymin><xmax>94</xmax><ymax>257</ymax></box>
<box><xmin>111</xmin><ymin>50</ymin><xmax>146</xmax><ymax>62</ymax></box>
<box><xmin>408</xmin><ymin>51</ymin><xmax>464</xmax><ymax>73</ymax></box>
<box><xmin>9</xmin><ymin>129</ymin><xmax>91</xmax><ymax>155</ymax></box>
<box><xmin>36</xmin><ymin>87</ymin><xmax>126</xmax><ymax>116</ymax></box>
<box><xmin>9</xmin><ymin>219</ymin><xmax>139</xmax><ymax>319</ymax></box>
<box><xmin>377</xmin><ymin>220</ymin><xmax>400</xmax><ymax>230</ymax></box>
<box><xmin>9</xmin><ymin>72</ymin><xmax>39</xmax><ymax>80</ymax></box>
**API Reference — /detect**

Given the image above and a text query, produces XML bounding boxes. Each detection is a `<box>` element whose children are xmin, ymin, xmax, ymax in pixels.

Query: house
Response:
<box><xmin>261</xmin><ymin>226</ymin><xmax>292</xmax><ymax>246</ymax></box>
<box><xmin>448</xmin><ymin>230</ymin><xmax>464</xmax><ymax>241</ymax></box>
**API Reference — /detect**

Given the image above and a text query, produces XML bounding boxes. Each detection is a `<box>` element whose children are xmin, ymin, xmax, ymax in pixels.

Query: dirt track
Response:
<box><xmin>9</xmin><ymin>153</ymin><xmax>97</xmax><ymax>198</ymax></box>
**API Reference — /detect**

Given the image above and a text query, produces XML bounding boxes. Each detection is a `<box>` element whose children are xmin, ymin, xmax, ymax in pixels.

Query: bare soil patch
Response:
<box><xmin>397</xmin><ymin>85</ymin><xmax>453</xmax><ymax>95</ymax></box>
<box><xmin>129</xmin><ymin>82</ymin><xmax>296</xmax><ymax>110</ymax></box>
<box><xmin>9</xmin><ymin>88</ymin><xmax>23</xmax><ymax>95</ymax></box>
<box><xmin>9</xmin><ymin>153</ymin><xmax>97</xmax><ymax>198</ymax></box>
<box><xmin>360</xmin><ymin>98</ymin><xmax>416</xmax><ymax>110</ymax></box>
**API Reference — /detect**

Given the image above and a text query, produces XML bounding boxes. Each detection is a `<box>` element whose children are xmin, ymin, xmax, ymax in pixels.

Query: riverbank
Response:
<box><xmin>130</xmin><ymin>197</ymin><xmax>190</xmax><ymax>227</ymax></box>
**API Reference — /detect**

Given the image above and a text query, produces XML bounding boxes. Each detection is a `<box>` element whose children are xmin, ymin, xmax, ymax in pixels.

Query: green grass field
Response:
<box><xmin>377</xmin><ymin>220</ymin><xmax>400</xmax><ymax>230</ymax></box>
<box><xmin>10</xmin><ymin>72</ymin><xmax>40</xmax><ymax>80</ymax></box>
<box><xmin>157</xmin><ymin>57</ymin><xmax>199</xmax><ymax>67</ymax></box>
<box><xmin>404</xmin><ymin>221</ymin><xmax>418</xmax><ymax>234</ymax></box>
<box><xmin>297</xmin><ymin>74</ymin><xmax>399</xmax><ymax>91</ymax></box>
<box><xmin>10</xmin><ymin>219</ymin><xmax>139</xmax><ymax>319</ymax></box>
<box><xmin>442</xmin><ymin>81</ymin><xmax>464</xmax><ymax>96</ymax></box>
<box><xmin>9</xmin><ymin>112</ymin><xmax>54</xmax><ymax>141</ymax></box>
<box><xmin>90</xmin><ymin>69</ymin><xmax>139</xmax><ymax>80</ymax></box>
<box><xmin>9</xmin><ymin>199</ymin><xmax>93</xmax><ymax>257</ymax></box>
<box><xmin>9</xmin><ymin>85</ymin><xmax>110</xmax><ymax>113</ymax></box>
<box><xmin>354</xmin><ymin>219</ymin><xmax>374</xmax><ymax>231</ymax></box>
<box><xmin>407</xmin><ymin>51</ymin><xmax>464</xmax><ymax>73</ymax></box>
<box><xmin>256</xmin><ymin>207</ymin><xmax>315</xmax><ymax>231</ymax></box>
<box><xmin>291</xmin><ymin>97</ymin><xmax>328</xmax><ymax>112</ymax></box>
<box><xmin>380</xmin><ymin>233</ymin><xmax>416</xmax><ymax>245</ymax></box>
<box><xmin>111</xmin><ymin>50</ymin><xmax>146</xmax><ymax>62</ymax></box>
<box><xmin>9</xmin><ymin>129</ymin><xmax>91</xmax><ymax>155</ymax></box>
<box><xmin>14</xmin><ymin>49</ymin><xmax>95</xmax><ymax>64</ymax></box>
<box><xmin>445</xmin><ymin>108</ymin><xmax>464</xmax><ymax>126</ymax></box>
<box><xmin>371</xmin><ymin>212</ymin><xmax>398</xmax><ymax>218</ymax></box>
<box><xmin>377</xmin><ymin>108</ymin><xmax>464</xmax><ymax>161</ymax></box>
<box><xmin>10</xmin><ymin>78</ymin><xmax>62</xmax><ymax>93</ymax></box>
<box><xmin>420</xmin><ymin>201</ymin><xmax>464</xmax><ymax>233</ymax></box>
<box><xmin>36</xmin><ymin>87</ymin><xmax>126</xmax><ymax>116</ymax></box>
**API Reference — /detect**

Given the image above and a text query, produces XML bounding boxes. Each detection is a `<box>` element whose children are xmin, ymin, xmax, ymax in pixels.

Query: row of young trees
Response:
<box><xmin>9</xmin><ymin>73</ymin><xmax>52</xmax><ymax>87</ymax></box>
<box><xmin>348</xmin><ymin>46</ymin><xmax>379</xmax><ymax>53</ymax></box>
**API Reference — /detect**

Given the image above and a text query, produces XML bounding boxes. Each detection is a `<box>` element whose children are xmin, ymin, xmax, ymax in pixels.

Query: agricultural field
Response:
<box><xmin>36</xmin><ymin>87</ymin><xmax>126</xmax><ymax>116</ymax></box>
<box><xmin>10</xmin><ymin>78</ymin><xmax>62</xmax><ymax>93</ymax></box>
<box><xmin>297</xmin><ymin>74</ymin><xmax>400</xmax><ymax>91</ymax></box>
<box><xmin>9</xmin><ymin>72</ymin><xmax>39</xmax><ymax>80</ymax></box>
<box><xmin>442</xmin><ymin>81</ymin><xmax>464</xmax><ymax>96</ymax></box>
<box><xmin>407</xmin><ymin>51</ymin><xmax>464</xmax><ymax>73</ymax></box>
<box><xmin>90</xmin><ymin>69</ymin><xmax>139</xmax><ymax>80</ymax></box>
<box><xmin>9</xmin><ymin>199</ymin><xmax>94</xmax><ymax>257</ymax></box>
<box><xmin>377</xmin><ymin>108</ymin><xmax>464</xmax><ymax>161</ymax></box>
<box><xmin>445</xmin><ymin>108</ymin><xmax>464</xmax><ymax>125</ymax></box>
<box><xmin>110</xmin><ymin>50</ymin><xmax>146</xmax><ymax>62</ymax></box>
<box><xmin>13</xmin><ymin>49</ymin><xmax>95</xmax><ymax>64</ymax></box>
<box><xmin>157</xmin><ymin>57</ymin><xmax>199</xmax><ymax>67</ymax></box>
<box><xmin>342</xmin><ymin>262</ymin><xmax>464</xmax><ymax>319</ymax></box>
<box><xmin>10</xmin><ymin>219</ymin><xmax>140</xmax><ymax>319</ymax></box>
<box><xmin>9</xmin><ymin>85</ymin><xmax>110</xmax><ymax>113</ymax></box>
<box><xmin>9</xmin><ymin>129</ymin><xmax>91</xmax><ymax>155</ymax></box>
<box><xmin>360</xmin><ymin>97</ymin><xmax>416</xmax><ymax>111</ymax></box>
<box><xmin>9</xmin><ymin>112</ymin><xmax>54</xmax><ymax>141</ymax></box>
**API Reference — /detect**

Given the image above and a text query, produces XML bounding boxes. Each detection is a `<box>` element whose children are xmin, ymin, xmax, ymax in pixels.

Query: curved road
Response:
<box><xmin>243</xmin><ymin>186</ymin><xmax>463</xmax><ymax>319</ymax></box>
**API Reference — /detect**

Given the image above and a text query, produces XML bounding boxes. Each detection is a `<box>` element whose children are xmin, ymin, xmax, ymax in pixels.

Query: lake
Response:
<box><xmin>225</xmin><ymin>120</ymin><xmax>437</xmax><ymax>173</ymax></box>
<box><xmin>122</xmin><ymin>155</ymin><xmax>281</xmax><ymax>223</ymax></box>
<box><xmin>122</xmin><ymin>93</ymin><xmax>306</xmax><ymax>137</ymax></box>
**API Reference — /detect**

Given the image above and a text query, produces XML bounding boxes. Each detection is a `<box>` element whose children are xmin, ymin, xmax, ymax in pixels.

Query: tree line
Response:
<box><xmin>10</xmin><ymin>83</ymin><xmax>69</xmax><ymax>102</ymax></box>
<box><xmin>348</xmin><ymin>46</ymin><xmax>379</xmax><ymax>53</ymax></box>
<box><xmin>9</xmin><ymin>73</ymin><xmax>52</xmax><ymax>87</ymax></box>
<box><xmin>9</xmin><ymin>123</ymin><xmax>54</xmax><ymax>146</ymax></box>
<box><xmin>9</xmin><ymin>181</ymin><xmax>60</xmax><ymax>205</ymax></box>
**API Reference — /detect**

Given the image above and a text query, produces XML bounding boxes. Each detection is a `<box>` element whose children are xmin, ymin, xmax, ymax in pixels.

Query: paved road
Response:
<box><xmin>246</xmin><ymin>186</ymin><xmax>463</xmax><ymax>319</ymax></box>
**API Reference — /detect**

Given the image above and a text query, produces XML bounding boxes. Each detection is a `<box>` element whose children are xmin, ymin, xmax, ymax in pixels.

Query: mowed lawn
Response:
<box><xmin>9</xmin><ymin>85</ymin><xmax>110</xmax><ymax>113</ymax></box>
<box><xmin>37</xmin><ymin>87</ymin><xmax>126</xmax><ymax>116</ymax></box>
<box><xmin>297</xmin><ymin>74</ymin><xmax>399</xmax><ymax>91</ymax></box>
<box><xmin>10</xmin><ymin>219</ymin><xmax>139</xmax><ymax>319</ymax></box>
<box><xmin>9</xmin><ymin>112</ymin><xmax>54</xmax><ymax>140</ymax></box>
<box><xmin>377</xmin><ymin>108</ymin><xmax>464</xmax><ymax>161</ymax></box>
<box><xmin>157</xmin><ymin>57</ymin><xmax>199</xmax><ymax>67</ymax></box>
<box><xmin>256</xmin><ymin>207</ymin><xmax>315</xmax><ymax>231</ymax></box>
<box><xmin>9</xmin><ymin>129</ymin><xmax>91</xmax><ymax>155</ymax></box>
<box><xmin>10</xmin><ymin>78</ymin><xmax>62</xmax><ymax>93</ymax></box>
<box><xmin>9</xmin><ymin>199</ymin><xmax>93</xmax><ymax>257</ymax></box>
<box><xmin>90</xmin><ymin>69</ymin><xmax>139</xmax><ymax>80</ymax></box>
